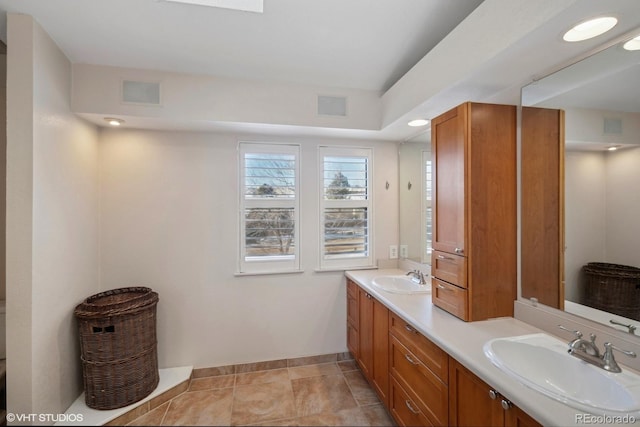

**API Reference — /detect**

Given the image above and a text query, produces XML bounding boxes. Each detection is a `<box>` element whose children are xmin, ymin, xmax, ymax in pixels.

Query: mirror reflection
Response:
<box><xmin>398</xmin><ymin>131</ymin><xmax>432</xmax><ymax>265</ymax></box>
<box><xmin>521</xmin><ymin>34</ymin><xmax>640</xmax><ymax>335</ymax></box>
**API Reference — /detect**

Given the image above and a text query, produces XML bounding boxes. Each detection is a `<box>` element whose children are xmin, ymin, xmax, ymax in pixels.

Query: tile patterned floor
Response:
<box><xmin>126</xmin><ymin>360</ymin><xmax>396</xmax><ymax>426</ymax></box>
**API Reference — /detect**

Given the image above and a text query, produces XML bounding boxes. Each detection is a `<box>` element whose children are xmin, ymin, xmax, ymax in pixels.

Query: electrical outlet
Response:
<box><xmin>389</xmin><ymin>245</ymin><xmax>398</xmax><ymax>259</ymax></box>
<box><xmin>400</xmin><ymin>245</ymin><xmax>408</xmax><ymax>258</ymax></box>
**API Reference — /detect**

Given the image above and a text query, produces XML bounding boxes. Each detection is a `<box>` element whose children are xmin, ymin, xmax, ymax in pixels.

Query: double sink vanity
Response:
<box><xmin>346</xmin><ymin>268</ymin><xmax>640</xmax><ymax>426</ymax></box>
<box><xmin>346</xmin><ymin>71</ymin><xmax>640</xmax><ymax>425</ymax></box>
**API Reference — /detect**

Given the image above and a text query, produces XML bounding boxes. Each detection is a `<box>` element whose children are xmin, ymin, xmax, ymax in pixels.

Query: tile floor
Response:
<box><xmin>126</xmin><ymin>360</ymin><xmax>396</xmax><ymax>426</ymax></box>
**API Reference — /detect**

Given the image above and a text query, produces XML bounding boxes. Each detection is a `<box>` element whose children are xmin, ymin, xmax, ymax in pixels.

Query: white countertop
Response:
<box><xmin>346</xmin><ymin>269</ymin><xmax>640</xmax><ymax>427</ymax></box>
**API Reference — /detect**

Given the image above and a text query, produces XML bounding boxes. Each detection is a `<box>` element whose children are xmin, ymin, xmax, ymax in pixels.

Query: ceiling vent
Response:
<box><xmin>122</xmin><ymin>80</ymin><xmax>161</xmax><ymax>105</ymax></box>
<box><xmin>317</xmin><ymin>95</ymin><xmax>347</xmax><ymax>117</ymax></box>
<box><xmin>603</xmin><ymin>117</ymin><xmax>622</xmax><ymax>134</ymax></box>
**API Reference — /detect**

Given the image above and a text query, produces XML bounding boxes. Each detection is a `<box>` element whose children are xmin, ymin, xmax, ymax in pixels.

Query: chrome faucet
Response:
<box><xmin>406</xmin><ymin>269</ymin><xmax>427</xmax><ymax>285</ymax></box>
<box><xmin>558</xmin><ymin>325</ymin><xmax>637</xmax><ymax>373</ymax></box>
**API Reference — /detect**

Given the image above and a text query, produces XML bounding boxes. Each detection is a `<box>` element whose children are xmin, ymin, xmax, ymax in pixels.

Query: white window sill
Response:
<box><xmin>314</xmin><ymin>265</ymin><xmax>378</xmax><ymax>273</ymax></box>
<box><xmin>234</xmin><ymin>269</ymin><xmax>305</xmax><ymax>277</ymax></box>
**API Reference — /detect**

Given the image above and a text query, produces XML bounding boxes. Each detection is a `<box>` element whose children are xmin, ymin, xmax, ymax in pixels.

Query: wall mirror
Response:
<box><xmin>521</xmin><ymin>31</ymin><xmax>640</xmax><ymax>336</ymax></box>
<box><xmin>398</xmin><ymin>130</ymin><xmax>432</xmax><ymax>265</ymax></box>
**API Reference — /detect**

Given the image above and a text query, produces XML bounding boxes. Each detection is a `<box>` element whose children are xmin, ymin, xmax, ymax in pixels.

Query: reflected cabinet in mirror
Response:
<box><xmin>521</xmin><ymin>32</ymin><xmax>640</xmax><ymax>336</ymax></box>
<box><xmin>398</xmin><ymin>131</ymin><xmax>432</xmax><ymax>265</ymax></box>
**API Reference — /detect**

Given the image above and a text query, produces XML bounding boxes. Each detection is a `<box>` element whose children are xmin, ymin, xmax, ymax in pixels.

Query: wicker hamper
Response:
<box><xmin>583</xmin><ymin>262</ymin><xmax>640</xmax><ymax>321</ymax></box>
<box><xmin>74</xmin><ymin>287</ymin><xmax>159</xmax><ymax>410</ymax></box>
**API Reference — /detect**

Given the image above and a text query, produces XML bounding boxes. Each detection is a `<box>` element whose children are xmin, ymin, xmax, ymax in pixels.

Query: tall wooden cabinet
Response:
<box><xmin>431</xmin><ymin>102</ymin><xmax>517</xmax><ymax>321</ymax></box>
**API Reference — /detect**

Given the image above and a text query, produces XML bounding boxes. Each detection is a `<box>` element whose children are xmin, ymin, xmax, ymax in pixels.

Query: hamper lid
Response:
<box><xmin>75</xmin><ymin>287</ymin><xmax>158</xmax><ymax>319</ymax></box>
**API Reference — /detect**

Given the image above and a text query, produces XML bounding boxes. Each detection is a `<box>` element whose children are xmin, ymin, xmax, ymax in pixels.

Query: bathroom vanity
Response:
<box><xmin>345</xmin><ymin>269</ymin><xmax>638</xmax><ymax>427</ymax></box>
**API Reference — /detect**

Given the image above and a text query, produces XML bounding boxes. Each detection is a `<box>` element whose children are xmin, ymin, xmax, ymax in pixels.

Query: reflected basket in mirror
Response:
<box><xmin>583</xmin><ymin>262</ymin><xmax>640</xmax><ymax>322</ymax></box>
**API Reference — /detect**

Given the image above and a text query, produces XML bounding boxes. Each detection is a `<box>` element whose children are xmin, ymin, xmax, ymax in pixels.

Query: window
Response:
<box><xmin>238</xmin><ymin>143</ymin><xmax>300</xmax><ymax>274</ymax></box>
<box><xmin>319</xmin><ymin>147</ymin><xmax>373</xmax><ymax>269</ymax></box>
<box><xmin>423</xmin><ymin>151</ymin><xmax>433</xmax><ymax>263</ymax></box>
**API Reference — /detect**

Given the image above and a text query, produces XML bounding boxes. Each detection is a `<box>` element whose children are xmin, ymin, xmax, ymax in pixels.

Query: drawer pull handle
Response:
<box><xmin>455</xmin><ymin>247</ymin><xmax>464</xmax><ymax>254</ymax></box>
<box><xmin>404</xmin><ymin>353</ymin><xmax>418</xmax><ymax>365</ymax></box>
<box><xmin>404</xmin><ymin>324</ymin><xmax>416</xmax><ymax>333</ymax></box>
<box><xmin>501</xmin><ymin>399</ymin><xmax>512</xmax><ymax>410</ymax></box>
<box><xmin>405</xmin><ymin>399</ymin><xmax>421</xmax><ymax>415</ymax></box>
<box><xmin>437</xmin><ymin>255</ymin><xmax>454</xmax><ymax>260</ymax></box>
<box><xmin>488</xmin><ymin>389</ymin><xmax>498</xmax><ymax>400</ymax></box>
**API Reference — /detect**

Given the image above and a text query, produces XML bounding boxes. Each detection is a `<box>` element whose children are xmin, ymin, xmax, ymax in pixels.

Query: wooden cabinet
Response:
<box><xmin>346</xmin><ymin>277</ymin><xmax>542</xmax><ymax>427</ymax></box>
<box><xmin>346</xmin><ymin>279</ymin><xmax>359</xmax><ymax>358</ymax></box>
<box><xmin>449</xmin><ymin>358</ymin><xmax>541</xmax><ymax>427</ymax></box>
<box><xmin>347</xmin><ymin>278</ymin><xmax>389</xmax><ymax>406</ymax></box>
<box><xmin>389</xmin><ymin>312</ymin><xmax>448</xmax><ymax>426</ymax></box>
<box><xmin>431</xmin><ymin>102</ymin><xmax>517</xmax><ymax>321</ymax></box>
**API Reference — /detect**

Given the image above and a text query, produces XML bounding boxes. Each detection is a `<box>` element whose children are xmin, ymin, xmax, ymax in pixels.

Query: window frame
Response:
<box><xmin>318</xmin><ymin>146</ymin><xmax>374</xmax><ymax>270</ymax></box>
<box><xmin>238</xmin><ymin>142</ymin><xmax>301</xmax><ymax>275</ymax></box>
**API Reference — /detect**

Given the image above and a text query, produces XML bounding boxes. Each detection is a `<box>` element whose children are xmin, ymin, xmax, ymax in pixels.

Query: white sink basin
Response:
<box><xmin>484</xmin><ymin>333</ymin><xmax>640</xmax><ymax>416</ymax></box>
<box><xmin>371</xmin><ymin>275</ymin><xmax>430</xmax><ymax>294</ymax></box>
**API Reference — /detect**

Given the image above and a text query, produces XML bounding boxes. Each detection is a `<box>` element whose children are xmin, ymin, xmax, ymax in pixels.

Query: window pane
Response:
<box><xmin>245</xmin><ymin>208</ymin><xmax>295</xmax><ymax>257</ymax></box>
<box><xmin>323</xmin><ymin>156</ymin><xmax>368</xmax><ymax>200</ymax></box>
<box><xmin>245</xmin><ymin>153</ymin><xmax>296</xmax><ymax>198</ymax></box>
<box><xmin>323</xmin><ymin>207</ymin><xmax>368</xmax><ymax>256</ymax></box>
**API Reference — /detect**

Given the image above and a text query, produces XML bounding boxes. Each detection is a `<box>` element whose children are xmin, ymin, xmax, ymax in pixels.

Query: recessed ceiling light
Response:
<box><xmin>623</xmin><ymin>35</ymin><xmax>640</xmax><ymax>51</ymax></box>
<box><xmin>105</xmin><ymin>118</ymin><xmax>124</xmax><ymax>126</ymax></box>
<box><xmin>163</xmin><ymin>0</ymin><xmax>263</xmax><ymax>13</ymax></box>
<box><xmin>408</xmin><ymin>119</ymin><xmax>429</xmax><ymax>127</ymax></box>
<box><xmin>563</xmin><ymin>17</ymin><xmax>617</xmax><ymax>42</ymax></box>
<box><xmin>607</xmin><ymin>145</ymin><xmax>622</xmax><ymax>151</ymax></box>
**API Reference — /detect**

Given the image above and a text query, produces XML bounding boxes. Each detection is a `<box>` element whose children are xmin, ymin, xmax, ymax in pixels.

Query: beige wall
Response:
<box><xmin>1</xmin><ymin>51</ymin><xmax>6</xmax><ymax>301</ymax></box>
<box><xmin>5</xmin><ymin>14</ymin><xmax>399</xmax><ymax>417</ymax></box>
<box><xmin>6</xmin><ymin>14</ymin><xmax>100</xmax><ymax>420</ymax></box>
<box><xmin>99</xmin><ymin>129</ymin><xmax>399</xmax><ymax>369</ymax></box>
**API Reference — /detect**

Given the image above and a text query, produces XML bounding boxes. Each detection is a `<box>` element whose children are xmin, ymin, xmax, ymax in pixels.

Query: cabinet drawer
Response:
<box><xmin>347</xmin><ymin>278</ymin><xmax>358</xmax><ymax>298</ymax></box>
<box><xmin>432</xmin><ymin>250</ymin><xmax>467</xmax><ymax>288</ymax></box>
<box><xmin>390</xmin><ymin>336</ymin><xmax>448</xmax><ymax>426</ymax></box>
<box><xmin>389</xmin><ymin>312</ymin><xmax>448</xmax><ymax>381</ymax></box>
<box><xmin>432</xmin><ymin>277</ymin><xmax>469</xmax><ymax>321</ymax></box>
<box><xmin>390</xmin><ymin>376</ymin><xmax>434</xmax><ymax>427</ymax></box>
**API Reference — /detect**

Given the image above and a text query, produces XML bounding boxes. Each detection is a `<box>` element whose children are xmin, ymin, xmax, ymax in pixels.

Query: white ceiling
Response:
<box><xmin>1</xmin><ymin>0</ymin><xmax>640</xmax><ymax>141</ymax></box>
<box><xmin>0</xmin><ymin>0</ymin><xmax>482</xmax><ymax>92</ymax></box>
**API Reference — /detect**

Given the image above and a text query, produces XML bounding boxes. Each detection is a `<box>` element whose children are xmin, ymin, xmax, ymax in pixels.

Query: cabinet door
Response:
<box><xmin>449</xmin><ymin>358</ymin><xmax>504</xmax><ymax>427</ymax></box>
<box><xmin>357</xmin><ymin>288</ymin><xmax>374</xmax><ymax>379</ymax></box>
<box><xmin>505</xmin><ymin>405</ymin><xmax>542</xmax><ymax>427</ymax></box>
<box><xmin>371</xmin><ymin>298</ymin><xmax>389</xmax><ymax>406</ymax></box>
<box><xmin>432</xmin><ymin>103</ymin><xmax>467</xmax><ymax>255</ymax></box>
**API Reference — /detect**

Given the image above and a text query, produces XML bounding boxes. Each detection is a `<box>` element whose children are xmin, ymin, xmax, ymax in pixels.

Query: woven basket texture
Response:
<box><xmin>583</xmin><ymin>262</ymin><xmax>640</xmax><ymax>321</ymax></box>
<box><xmin>74</xmin><ymin>287</ymin><xmax>159</xmax><ymax>410</ymax></box>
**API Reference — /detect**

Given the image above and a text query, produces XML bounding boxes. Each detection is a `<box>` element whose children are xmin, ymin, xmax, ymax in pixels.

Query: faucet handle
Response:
<box><xmin>558</xmin><ymin>325</ymin><xmax>583</xmax><ymax>339</ymax></box>
<box><xmin>604</xmin><ymin>342</ymin><xmax>637</xmax><ymax>359</ymax></box>
<box><xmin>602</xmin><ymin>342</ymin><xmax>637</xmax><ymax>373</ymax></box>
